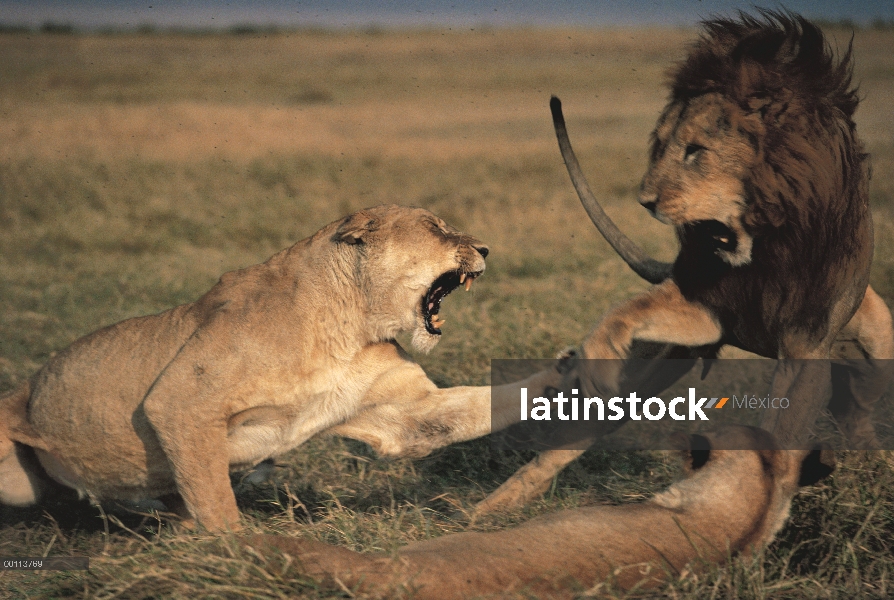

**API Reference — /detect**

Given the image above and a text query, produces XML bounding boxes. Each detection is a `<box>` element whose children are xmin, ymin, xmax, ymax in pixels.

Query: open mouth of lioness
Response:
<box><xmin>422</xmin><ymin>270</ymin><xmax>482</xmax><ymax>335</ymax></box>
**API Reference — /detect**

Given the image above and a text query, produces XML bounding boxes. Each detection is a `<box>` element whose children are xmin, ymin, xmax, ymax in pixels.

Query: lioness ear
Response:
<box><xmin>333</xmin><ymin>212</ymin><xmax>376</xmax><ymax>245</ymax></box>
<box><xmin>798</xmin><ymin>444</ymin><xmax>835</xmax><ymax>486</ymax></box>
<box><xmin>669</xmin><ymin>432</ymin><xmax>711</xmax><ymax>472</ymax></box>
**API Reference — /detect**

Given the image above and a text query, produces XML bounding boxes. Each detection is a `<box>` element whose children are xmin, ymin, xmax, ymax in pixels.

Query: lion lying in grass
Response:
<box><xmin>0</xmin><ymin>205</ymin><xmax>560</xmax><ymax>531</ymax></box>
<box><xmin>247</xmin><ymin>426</ymin><xmax>834</xmax><ymax>598</ymax></box>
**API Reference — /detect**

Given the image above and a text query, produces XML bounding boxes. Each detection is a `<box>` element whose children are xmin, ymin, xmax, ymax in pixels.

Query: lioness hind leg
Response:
<box><xmin>0</xmin><ymin>383</ymin><xmax>46</xmax><ymax>506</ymax></box>
<box><xmin>829</xmin><ymin>286</ymin><xmax>894</xmax><ymax>449</ymax></box>
<box><xmin>0</xmin><ymin>443</ymin><xmax>46</xmax><ymax>506</ymax></box>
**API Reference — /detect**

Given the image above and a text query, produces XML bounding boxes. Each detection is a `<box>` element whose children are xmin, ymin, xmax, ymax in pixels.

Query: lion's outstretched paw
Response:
<box><xmin>472</xmin><ymin>470</ymin><xmax>557</xmax><ymax>517</ymax></box>
<box><xmin>474</xmin><ymin>448</ymin><xmax>588</xmax><ymax>516</ymax></box>
<box><xmin>472</xmin><ymin>481</ymin><xmax>551</xmax><ymax>518</ymax></box>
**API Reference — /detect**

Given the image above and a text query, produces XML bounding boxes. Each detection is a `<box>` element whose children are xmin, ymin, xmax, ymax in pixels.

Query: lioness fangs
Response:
<box><xmin>0</xmin><ymin>205</ymin><xmax>561</xmax><ymax>530</ymax></box>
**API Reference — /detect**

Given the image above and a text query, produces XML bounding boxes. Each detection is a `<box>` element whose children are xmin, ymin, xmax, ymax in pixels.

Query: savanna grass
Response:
<box><xmin>1</xmin><ymin>25</ymin><xmax>892</xmax><ymax>599</ymax></box>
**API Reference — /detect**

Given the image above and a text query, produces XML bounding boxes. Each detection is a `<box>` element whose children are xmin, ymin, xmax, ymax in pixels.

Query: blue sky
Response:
<box><xmin>2</xmin><ymin>0</ymin><xmax>893</xmax><ymax>29</ymax></box>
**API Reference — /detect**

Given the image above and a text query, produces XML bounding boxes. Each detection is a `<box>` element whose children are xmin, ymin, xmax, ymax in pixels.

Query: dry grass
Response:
<box><xmin>1</xmin><ymin>25</ymin><xmax>893</xmax><ymax>599</ymax></box>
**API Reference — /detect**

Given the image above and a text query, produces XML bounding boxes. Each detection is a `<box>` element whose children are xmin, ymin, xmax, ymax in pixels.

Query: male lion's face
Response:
<box><xmin>339</xmin><ymin>205</ymin><xmax>488</xmax><ymax>353</ymax></box>
<box><xmin>639</xmin><ymin>93</ymin><xmax>759</xmax><ymax>266</ymax></box>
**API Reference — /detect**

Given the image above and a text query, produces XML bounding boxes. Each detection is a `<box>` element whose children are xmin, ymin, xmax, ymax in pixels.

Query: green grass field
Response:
<box><xmin>1</xmin><ymin>26</ymin><xmax>893</xmax><ymax>598</ymax></box>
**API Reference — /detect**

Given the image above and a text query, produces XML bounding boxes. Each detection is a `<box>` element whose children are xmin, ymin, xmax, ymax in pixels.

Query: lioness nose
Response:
<box><xmin>474</xmin><ymin>245</ymin><xmax>489</xmax><ymax>259</ymax></box>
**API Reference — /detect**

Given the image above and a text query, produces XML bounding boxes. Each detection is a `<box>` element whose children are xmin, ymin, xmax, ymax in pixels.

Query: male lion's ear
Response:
<box><xmin>333</xmin><ymin>212</ymin><xmax>376</xmax><ymax>245</ymax></box>
<box><xmin>798</xmin><ymin>444</ymin><xmax>835</xmax><ymax>486</ymax></box>
<box><xmin>746</xmin><ymin>95</ymin><xmax>773</xmax><ymax>119</ymax></box>
<box><xmin>745</xmin><ymin>88</ymin><xmax>792</xmax><ymax>122</ymax></box>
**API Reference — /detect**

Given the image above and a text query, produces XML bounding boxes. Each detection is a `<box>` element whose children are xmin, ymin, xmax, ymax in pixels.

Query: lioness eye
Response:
<box><xmin>684</xmin><ymin>143</ymin><xmax>706</xmax><ymax>162</ymax></box>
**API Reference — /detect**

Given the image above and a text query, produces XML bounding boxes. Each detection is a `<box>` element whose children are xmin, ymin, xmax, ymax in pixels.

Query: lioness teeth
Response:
<box><xmin>459</xmin><ymin>273</ymin><xmax>467</xmax><ymax>284</ymax></box>
<box><xmin>464</xmin><ymin>276</ymin><xmax>474</xmax><ymax>291</ymax></box>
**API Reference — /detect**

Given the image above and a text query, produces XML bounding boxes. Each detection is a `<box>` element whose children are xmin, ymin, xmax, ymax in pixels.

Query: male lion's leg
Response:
<box><xmin>472</xmin><ymin>447</ymin><xmax>587</xmax><ymax>516</ymax></box>
<box><xmin>578</xmin><ymin>281</ymin><xmax>722</xmax><ymax>395</ymax></box>
<box><xmin>473</xmin><ymin>348</ymin><xmax>700</xmax><ymax>515</ymax></box>
<box><xmin>762</xmin><ymin>287</ymin><xmax>894</xmax><ymax>449</ymax></box>
<box><xmin>829</xmin><ymin>285</ymin><xmax>894</xmax><ymax>448</ymax></box>
<box><xmin>475</xmin><ymin>282</ymin><xmax>722</xmax><ymax>514</ymax></box>
<box><xmin>760</xmin><ymin>359</ymin><xmax>833</xmax><ymax>447</ymax></box>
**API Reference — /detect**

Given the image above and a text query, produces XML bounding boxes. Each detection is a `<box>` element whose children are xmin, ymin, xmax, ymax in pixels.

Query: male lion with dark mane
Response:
<box><xmin>478</xmin><ymin>11</ymin><xmax>894</xmax><ymax>513</ymax></box>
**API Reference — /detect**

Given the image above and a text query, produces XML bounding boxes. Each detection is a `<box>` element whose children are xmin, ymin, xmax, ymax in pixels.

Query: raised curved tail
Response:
<box><xmin>550</xmin><ymin>96</ymin><xmax>672</xmax><ymax>284</ymax></box>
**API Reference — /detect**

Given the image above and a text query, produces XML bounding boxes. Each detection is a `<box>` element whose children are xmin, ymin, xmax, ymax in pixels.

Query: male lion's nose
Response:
<box><xmin>638</xmin><ymin>191</ymin><xmax>659</xmax><ymax>214</ymax></box>
<box><xmin>474</xmin><ymin>245</ymin><xmax>489</xmax><ymax>259</ymax></box>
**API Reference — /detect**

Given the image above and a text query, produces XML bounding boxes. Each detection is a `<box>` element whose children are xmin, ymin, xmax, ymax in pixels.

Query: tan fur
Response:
<box><xmin>245</xmin><ymin>426</ymin><xmax>834</xmax><ymax>599</ymax></box>
<box><xmin>0</xmin><ymin>205</ymin><xmax>561</xmax><ymax>530</ymax></box>
<box><xmin>0</xmin><ymin>382</ymin><xmax>48</xmax><ymax>506</ymax></box>
<box><xmin>477</xmin><ymin>12</ymin><xmax>894</xmax><ymax>514</ymax></box>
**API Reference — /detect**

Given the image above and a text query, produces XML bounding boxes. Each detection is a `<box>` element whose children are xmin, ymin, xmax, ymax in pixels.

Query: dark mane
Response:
<box><xmin>667</xmin><ymin>10</ymin><xmax>872</xmax><ymax>347</ymax></box>
<box><xmin>671</xmin><ymin>10</ymin><xmax>859</xmax><ymax>119</ymax></box>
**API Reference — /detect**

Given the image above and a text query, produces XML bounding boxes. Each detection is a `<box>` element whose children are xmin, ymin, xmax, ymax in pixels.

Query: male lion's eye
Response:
<box><xmin>684</xmin><ymin>143</ymin><xmax>706</xmax><ymax>162</ymax></box>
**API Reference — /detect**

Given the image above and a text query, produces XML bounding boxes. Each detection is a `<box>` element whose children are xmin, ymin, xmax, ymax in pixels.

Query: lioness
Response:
<box><xmin>477</xmin><ymin>11</ymin><xmax>894</xmax><ymax>513</ymax></box>
<box><xmin>246</xmin><ymin>426</ymin><xmax>835</xmax><ymax>598</ymax></box>
<box><xmin>0</xmin><ymin>205</ymin><xmax>559</xmax><ymax>530</ymax></box>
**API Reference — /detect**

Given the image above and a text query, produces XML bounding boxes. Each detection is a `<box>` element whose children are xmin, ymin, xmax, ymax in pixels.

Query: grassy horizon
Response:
<box><xmin>1</xmin><ymin>25</ymin><xmax>893</xmax><ymax>598</ymax></box>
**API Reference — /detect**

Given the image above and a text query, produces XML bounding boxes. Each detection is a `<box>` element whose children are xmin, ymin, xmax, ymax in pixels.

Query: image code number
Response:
<box><xmin>2</xmin><ymin>557</ymin><xmax>89</xmax><ymax>570</ymax></box>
